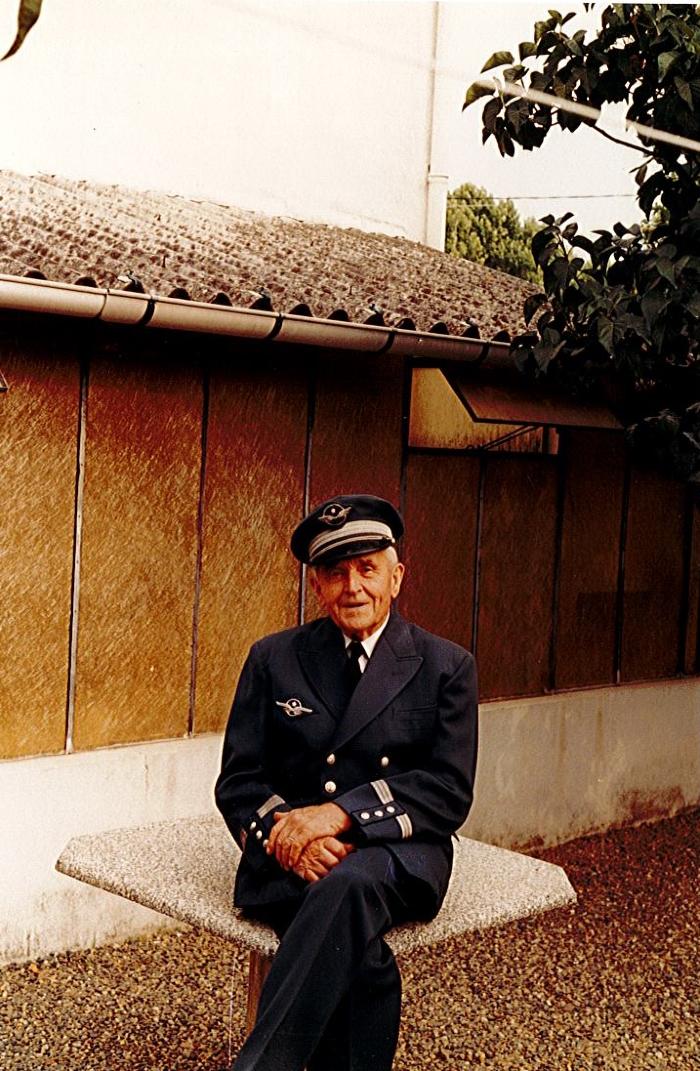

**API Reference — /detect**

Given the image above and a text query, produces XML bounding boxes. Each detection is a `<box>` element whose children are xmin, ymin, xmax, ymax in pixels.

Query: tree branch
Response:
<box><xmin>592</xmin><ymin>124</ymin><xmax>647</xmax><ymax>154</ymax></box>
<box><xmin>553</xmin><ymin>116</ymin><xmax>646</xmax><ymax>153</ymax></box>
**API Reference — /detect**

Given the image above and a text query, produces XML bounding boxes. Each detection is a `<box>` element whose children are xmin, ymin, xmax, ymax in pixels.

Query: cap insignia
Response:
<box><xmin>319</xmin><ymin>503</ymin><xmax>351</xmax><ymax>527</ymax></box>
<box><xmin>275</xmin><ymin>697</ymin><xmax>314</xmax><ymax>718</ymax></box>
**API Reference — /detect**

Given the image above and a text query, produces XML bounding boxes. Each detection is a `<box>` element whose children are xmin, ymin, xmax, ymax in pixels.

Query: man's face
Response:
<box><xmin>310</xmin><ymin>549</ymin><xmax>405</xmax><ymax>641</ymax></box>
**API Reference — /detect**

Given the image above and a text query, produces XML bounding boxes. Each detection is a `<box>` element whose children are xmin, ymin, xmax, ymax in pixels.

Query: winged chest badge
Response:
<box><xmin>275</xmin><ymin>697</ymin><xmax>314</xmax><ymax>718</ymax></box>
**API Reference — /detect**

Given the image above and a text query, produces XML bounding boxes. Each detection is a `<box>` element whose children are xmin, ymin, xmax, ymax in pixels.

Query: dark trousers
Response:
<box><xmin>231</xmin><ymin>846</ymin><xmax>419</xmax><ymax>1071</ymax></box>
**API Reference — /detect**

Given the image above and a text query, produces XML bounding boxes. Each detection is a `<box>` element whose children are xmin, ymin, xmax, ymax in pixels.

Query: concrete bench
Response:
<box><xmin>56</xmin><ymin>815</ymin><xmax>576</xmax><ymax>1033</ymax></box>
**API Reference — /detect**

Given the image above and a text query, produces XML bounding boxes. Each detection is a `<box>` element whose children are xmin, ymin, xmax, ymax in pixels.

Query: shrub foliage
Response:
<box><xmin>465</xmin><ymin>4</ymin><xmax>700</xmax><ymax>480</ymax></box>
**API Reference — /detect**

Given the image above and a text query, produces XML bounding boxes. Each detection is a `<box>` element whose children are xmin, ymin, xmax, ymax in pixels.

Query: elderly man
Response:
<box><xmin>215</xmin><ymin>494</ymin><xmax>478</xmax><ymax>1071</ymax></box>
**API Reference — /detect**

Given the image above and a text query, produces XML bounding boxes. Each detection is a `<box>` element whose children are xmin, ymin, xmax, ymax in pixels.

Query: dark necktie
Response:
<box><xmin>346</xmin><ymin>640</ymin><xmax>365</xmax><ymax>692</ymax></box>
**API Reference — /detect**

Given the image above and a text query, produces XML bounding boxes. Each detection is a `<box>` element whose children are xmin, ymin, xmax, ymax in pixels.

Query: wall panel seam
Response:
<box><xmin>64</xmin><ymin>355</ymin><xmax>89</xmax><ymax>754</ymax></box>
<box><xmin>188</xmin><ymin>364</ymin><xmax>210</xmax><ymax>737</ymax></box>
<box><xmin>549</xmin><ymin>434</ymin><xmax>568</xmax><ymax>691</ymax></box>
<box><xmin>298</xmin><ymin>360</ymin><xmax>316</xmax><ymax>627</ymax></box>
<box><xmin>614</xmin><ymin>457</ymin><xmax>632</xmax><ymax>685</ymax></box>
<box><xmin>471</xmin><ymin>456</ymin><xmax>486</xmax><ymax>657</ymax></box>
<box><xmin>678</xmin><ymin>485</ymin><xmax>695</xmax><ymax>676</ymax></box>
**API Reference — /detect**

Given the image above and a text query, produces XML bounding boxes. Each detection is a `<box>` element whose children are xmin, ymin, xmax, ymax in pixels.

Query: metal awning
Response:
<box><xmin>444</xmin><ymin>365</ymin><xmax>622</xmax><ymax>430</ymax></box>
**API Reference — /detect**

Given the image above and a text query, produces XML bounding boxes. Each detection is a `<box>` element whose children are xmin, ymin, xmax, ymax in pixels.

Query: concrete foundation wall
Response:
<box><xmin>2</xmin><ymin>679</ymin><xmax>698</xmax><ymax>966</ymax></box>
<box><xmin>463</xmin><ymin>679</ymin><xmax>700</xmax><ymax>850</ymax></box>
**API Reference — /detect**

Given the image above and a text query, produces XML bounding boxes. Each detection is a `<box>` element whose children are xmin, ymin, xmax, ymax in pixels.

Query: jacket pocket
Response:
<box><xmin>392</xmin><ymin>705</ymin><xmax>437</xmax><ymax>740</ymax></box>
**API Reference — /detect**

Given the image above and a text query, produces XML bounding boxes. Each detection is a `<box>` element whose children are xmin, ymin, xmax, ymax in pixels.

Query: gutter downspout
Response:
<box><xmin>0</xmin><ymin>274</ymin><xmax>510</xmax><ymax>366</ymax></box>
<box><xmin>425</xmin><ymin>1</ymin><xmax>450</xmax><ymax>251</ymax></box>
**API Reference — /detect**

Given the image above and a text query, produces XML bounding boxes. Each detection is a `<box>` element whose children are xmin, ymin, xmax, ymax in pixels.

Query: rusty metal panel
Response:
<box><xmin>73</xmin><ymin>349</ymin><xmax>201</xmax><ymax>749</ymax></box>
<box><xmin>194</xmin><ymin>356</ymin><xmax>308</xmax><ymax>734</ymax></box>
<box><xmin>304</xmin><ymin>352</ymin><xmax>404</xmax><ymax>624</ymax></box>
<box><xmin>477</xmin><ymin>456</ymin><xmax>558</xmax><ymax>699</ymax></box>
<box><xmin>685</xmin><ymin>496</ymin><xmax>700</xmax><ymax>675</ymax></box>
<box><xmin>555</xmin><ymin>430</ymin><xmax>625</xmax><ymax>689</ymax></box>
<box><xmin>621</xmin><ymin>467</ymin><xmax>686</xmax><ymax>682</ymax></box>
<box><xmin>400</xmin><ymin>454</ymin><xmax>480</xmax><ymax>649</ymax></box>
<box><xmin>0</xmin><ymin>333</ymin><xmax>79</xmax><ymax>759</ymax></box>
<box><xmin>408</xmin><ymin>368</ymin><xmax>545</xmax><ymax>453</ymax></box>
<box><xmin>446</xmin><ymin>367</ymin><xmax>622</xmax><ymax>429</ymax></box>
<box><xmin>310</xmin><ymin>353</ymin><xmax>403</xmax><ymax>507</ymax></box>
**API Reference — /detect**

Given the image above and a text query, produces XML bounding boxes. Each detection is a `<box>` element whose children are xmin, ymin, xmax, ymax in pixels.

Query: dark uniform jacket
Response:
<box><xmin>215</xmin><ymin>610</ymin><xmax>478</xmax><ymax>915</ymax></box>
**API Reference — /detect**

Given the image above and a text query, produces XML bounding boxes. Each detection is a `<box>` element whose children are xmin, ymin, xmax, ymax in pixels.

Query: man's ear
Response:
<box><xmin>309</xmin><ymin>569</ymin><xmax>325</xmax><ymax>607</ymax></box>
<box><xmin>308</xmin><ymin>569</ymin><xmax>328</xmax><ymax>615</ymax></box>
<box><xmin>391</xmin><ymin>561</ymin><xmax>405</xmax><ymax>598</ymax></box>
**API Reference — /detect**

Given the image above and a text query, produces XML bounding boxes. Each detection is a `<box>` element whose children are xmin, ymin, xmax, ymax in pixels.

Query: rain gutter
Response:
<box><xmin>0</xmin><ymin>274</ymin><xmax>510</xmax><ymax>365</ymax></box>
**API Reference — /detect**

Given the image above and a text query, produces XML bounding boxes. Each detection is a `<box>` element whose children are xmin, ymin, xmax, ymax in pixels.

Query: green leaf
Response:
<box><xmin>1</xmin><ymin>0</ymin><xmax>42</xmax><ymax>61</ymax></box>
<box><xmin>482</xmin><ymin>98</ymin><xmax>501</xmax><ymax>132</ymax></box>
<box><xmin>532</xmin><ymin>226</ymin><xmax>556</xmax><ymax>259</ymax></box>
<box><xmin>537</xmin><ymin>30</ymin><xmax>564</xmax><ymax>55</ymax></box>
<box><xmin>519</xmin><ymin>40</ymin><xmax>537</xmax><ymax>60</ymax></box>
<box><xmin>503</xmin><ymin>65</ymin><xmax>527</xmax><ymax>83</ymax></box>
<box><xmin>597</xmin><ymin>316</ymin><xmax>615</xmax><ymax>353</ymax></box>
<box><xmin>641</xmin><ymin>290</ymin><xmax>670</xmax><ymax>331</ymax></box>
<box><xmin>570</xmin><ymin>235</ymin><xmax>595</xmax><ymax>255</ymax></box>
<box><xmin>658</xmin><ymin>50</ymin><xmax>678</xmax><ymax>80</ymax></box>
<box><xmin>637</xmin><ymin>171</ymin><xmax>666</xmax><ymax>217</ymax></box>
<box><xmin>655</xmin><ymin>257</ymin><xmax>676</xmax><ymax>285</ymax></box>
<box><xmin>550</xmin><ymin>257</ymin><xmax>570</xmax><ymax>288</ymax></box>
<box><xmin>502</xmin><ymin>130</ymin><xmax>515</xmax><ymax>157</ymax></box>
<box><xmin>464</xmin><ymin>81</ymin><xmax>494</xmax><ymax>108</ymax></box>
<box><xmin>524</xmin><ymin>292</ymin><xmax>548</xmax><ymax>324</ymax></box>
<box><xmin>674</xmin><ymin>76</ymin><xmax>694</xmax><ymax>109</ymax></box>
<box><xmin>481</xmin><ymin>51</ymin><xmax>514</xmax><ymax>74</ymax></box>
<box><xmin>533</xmin><ymin>336</ymin><xmax>564</xmax><ymax>370</ymax></box>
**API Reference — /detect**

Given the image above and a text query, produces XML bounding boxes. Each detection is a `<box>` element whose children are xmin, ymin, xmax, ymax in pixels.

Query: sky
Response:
<box><xmin>443</xmin><ymin>2</ymin><xmax>641</xmax><ymax>235</ymax></box>
<box><xmin>0</xmin><ymin>0</ymin><xmax>642</xmax><ymax>239</ymax></box>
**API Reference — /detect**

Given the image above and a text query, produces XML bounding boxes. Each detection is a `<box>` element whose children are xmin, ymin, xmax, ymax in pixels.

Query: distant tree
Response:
<box><xmin>2</xmin><ymin>0</ymin><xmax>42</xmax><ymax>61</ymax></box>
<box><xmin>445</xmin><ymin>183</ymin><xmax>541</xmax><ymax>283</ymax></box>
<box><xmin>465</xmin><ymin>4</ymin><xmax>700</xmax><ymax>481</ymax></box>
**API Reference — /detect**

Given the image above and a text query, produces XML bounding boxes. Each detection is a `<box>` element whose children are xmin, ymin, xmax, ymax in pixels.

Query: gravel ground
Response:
<box><xmin>1</xmin><ymin>810</ymin><xmax>698</xmax><ymax>1071</ymax></box>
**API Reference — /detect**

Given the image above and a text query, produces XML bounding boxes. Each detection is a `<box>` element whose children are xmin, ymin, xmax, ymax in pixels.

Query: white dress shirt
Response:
<box><xmin>342</xmin><ymin>614</ymin><xmax>390</xmax><ymax>673</ymax></box>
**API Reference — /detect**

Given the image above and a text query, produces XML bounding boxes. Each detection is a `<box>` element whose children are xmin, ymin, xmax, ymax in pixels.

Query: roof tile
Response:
<box><xmin>0</xmin><ymin>170</ymin><xmax>534</xmax><ymax>338</ymax></box>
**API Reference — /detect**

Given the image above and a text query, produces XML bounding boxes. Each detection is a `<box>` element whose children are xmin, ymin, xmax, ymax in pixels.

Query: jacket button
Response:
<box><xmin>360</xmin><ymin>812</ymin><xmax>370</xmax><ymax>820</ymax></box>
<box><xmin>326</xmin><ymin>753</ymin><xmax>336</xmax><ymax>765</ymax></box>
<box><xmin>374</xmin><ymin>809</ymin><xmax>384</xmax><ymax>818</ymax></box>
<box><xmin>256</xmin><ymin>830</ymin><xmax>263</xmax><ymax>840</ymax></box>
<box><xmin>380</xmin><ymin>756</ymin><xmax>389</xmax><ymax>768</ymax></box>
<box><xmin>324</xmin><ymin>780</ymin><xmax>337</xmax><ymax>794</ymax></box>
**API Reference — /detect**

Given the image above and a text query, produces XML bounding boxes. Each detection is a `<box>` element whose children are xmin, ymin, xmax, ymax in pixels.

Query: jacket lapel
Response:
<box><xmin>296</xmin><ymin>617</ymin><xmax>349</xmax><ymax>718</ymax></box>
<box><xmin>330</xmin><ymin>612</ymin><xmax>423</xmax><ymax>751</ymax></box>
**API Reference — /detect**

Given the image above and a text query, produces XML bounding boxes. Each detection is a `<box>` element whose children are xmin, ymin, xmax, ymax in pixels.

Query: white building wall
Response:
<box><xmin>1</xmin><ymin>0</ymin><xmax>442</xmax><ymax>242</ymax></box>
<box><xmin>211</xmin><ymin>0</ymin><xmax>437</xmax><ymax>239</ymax></box>
<box><xmin>3</xmin><ymin>680</ymin><xmax>699</xmax><ymax>966</ymax></box>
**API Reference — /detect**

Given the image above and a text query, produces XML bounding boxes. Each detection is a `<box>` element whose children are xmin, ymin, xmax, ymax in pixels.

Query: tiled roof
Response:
<box><xmin>0</xmin><ymin>170</ymin><xmax>534</xmax><ymax>339</ymax></box>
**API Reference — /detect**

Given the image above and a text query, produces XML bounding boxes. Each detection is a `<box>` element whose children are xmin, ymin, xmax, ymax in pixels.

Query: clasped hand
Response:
<box><xmin>266</xmin><ymin>803</ymin><xmax>353</xmax><ymax>882</ymax></box>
